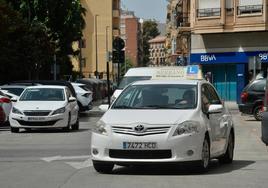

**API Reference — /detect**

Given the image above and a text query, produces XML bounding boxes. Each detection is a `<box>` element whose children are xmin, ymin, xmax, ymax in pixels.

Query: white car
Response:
<box><xmin>91</xmin><ymin>79</ymin><xmax>234</xmax><ymax>173</ymax></box>
<box><xmin>71</xmin><ymin>83</ymin><xmax>93</xmax><ymax>112</ymax></box>
<box><xmin>9</xmin><ymin>85</ymin><xmax>79</xmax><ymax>133</ymax></box>
<box><xmin>0</xmin><ymin>90</ymin><xmax>12</xmax><ymax>126</ymax></box>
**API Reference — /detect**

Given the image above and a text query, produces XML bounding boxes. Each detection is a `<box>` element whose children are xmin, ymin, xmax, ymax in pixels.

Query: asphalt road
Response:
<box><xmin>0</xmin><ymin>106</ymin><xmax>268</xmax><ymax>188</ymax></box>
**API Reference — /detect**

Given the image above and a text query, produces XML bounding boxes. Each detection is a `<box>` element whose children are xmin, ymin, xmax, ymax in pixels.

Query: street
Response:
<box><xmin>0</xmin><ymin>104</ymin><xmax>268</xmax><ymax>188</ymax></box>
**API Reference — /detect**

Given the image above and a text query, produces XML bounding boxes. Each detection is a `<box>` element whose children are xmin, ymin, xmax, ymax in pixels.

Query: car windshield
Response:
<box><xmin>20</xmin><ymin>88</ymin><xmax>65</xmax><ymax>101</ymax></box>
<box><xmin>118</xmin><ymin>76</ymin><xmax>152</xmax><ymax>89</ymax></box>
<box><xmin>112</xmin><ymin>84</ymin><xmax>197</xmax><ymax>109</ymax></box>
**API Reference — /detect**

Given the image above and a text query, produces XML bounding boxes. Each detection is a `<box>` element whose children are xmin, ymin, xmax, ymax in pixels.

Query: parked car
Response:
<box><xmin>71</xmin><ymin>83</ymin><xmax>93</xmax><ymax>112</ymax></box>
<box><xmin>238</xmin><ymin>78</ymin><xmax>266</xmax><ymax>121</ymax></box>
<box><xmin>92</xmin><ymin>79</ymin><xmax>234</xmax><ymax>173</ymax></box>
<box><xmin>76</xmin><ymin>78</ymin><xmax>103</xmax><ymax>101</ymax></box>
<box><xmin>0</xmin><ymin>85</ymin><xmax>28</xmax><ymax>97</ymax></box>
<box><xmin>9</xmin><ymin>85</ymin><xmax>79</xmax><ymax>133</ymax></box>
<box><xmin>0</xmin><ymin>90</ymin><xmax>12</xmax><ymax>126</ymax></box>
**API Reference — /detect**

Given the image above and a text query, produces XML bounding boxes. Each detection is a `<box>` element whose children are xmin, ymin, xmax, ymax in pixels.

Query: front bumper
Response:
<box><xmin>9</xmin><ymin>113</ymin><xmax>68</xmax><ymax>129</ymax></box>
<box><xmin>91</xmin><ymin>131</ymin><xmax>204</xmax><ymax>164</ymax></box>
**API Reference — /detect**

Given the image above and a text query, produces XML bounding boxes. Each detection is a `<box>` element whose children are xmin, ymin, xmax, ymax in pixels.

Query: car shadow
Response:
<box><xmin>111</xmin><ymin>160</ymin><xmax>255</xmax><ymax>176</ymax></box>
<box><xmin>18</xmin><ymin>128</ymin><xmax>90</xmax><ymax>134</ymax></box>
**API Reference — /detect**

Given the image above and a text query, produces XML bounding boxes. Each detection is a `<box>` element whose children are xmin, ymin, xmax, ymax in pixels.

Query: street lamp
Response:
<box><xmin>95</xmin><ymin>14</ymin><xmax>99</xmax><ymax>78</ymax></box>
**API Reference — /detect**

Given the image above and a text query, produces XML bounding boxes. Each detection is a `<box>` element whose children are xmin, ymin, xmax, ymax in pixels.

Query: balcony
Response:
<box><xmin>113</xmin><ymin>10</ymin><xmax>120</xmax><ymax>18</ymax></box>
<box><xmin>197</xmin><ymin>8</ymin><xmax>221</xmax><ymax>18</ymax></box>
<box><xmin>193</xmin><ymin>4</ymin><xmax>267</xmax><ymax>34</ymax></box>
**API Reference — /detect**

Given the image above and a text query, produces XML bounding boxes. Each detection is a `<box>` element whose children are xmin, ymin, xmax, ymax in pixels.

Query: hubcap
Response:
<box><xmin>256</xmin><ymin>108</ymin><xmax>263</xmax><ymax>120</ymax></box>
<box><xmin>202</xmin><ymin>140</ymin><xmax>209</xmax><ymax>168</ymax></box>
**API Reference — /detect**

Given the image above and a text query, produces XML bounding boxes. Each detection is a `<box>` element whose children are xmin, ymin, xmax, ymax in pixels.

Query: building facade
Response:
<box><xmin>148</xmin><ymin>36</ymin><xmax>167</xmax><ymax>66</ymax></box>
<box><xmin>73</xmin><ymin>0</ymin><xmax>120</xmax><ymax>79</ymax></box>
<box><xmin>190</xmin><ymin>0</ymin><xmax>268</xmax><ymax>102</ymax></box>
<box><xmin>120</xmin><ymin>10</ymin><xmax>143</xmax><ymax>67</ymax></box>
<box><xmin>166</xmin><ymin>0</ymin><xmax>191</xmax><ymax>66</ymax></box>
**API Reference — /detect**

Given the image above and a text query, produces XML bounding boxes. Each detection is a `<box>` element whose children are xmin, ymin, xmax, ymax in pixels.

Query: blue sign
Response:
<box><xmin>187</xmin><ymin>65</ymin><xmax>199</xmax><ymax>75</ymax></box>
<box><xmin>190</xmin><ymin>51</ymin><xmax>268</xmax><ymax>64</ymax></box>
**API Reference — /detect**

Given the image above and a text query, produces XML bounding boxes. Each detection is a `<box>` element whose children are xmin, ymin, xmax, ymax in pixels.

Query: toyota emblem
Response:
<box><xmin>134</xmin><ymin>125</ymin><xmax>145</xmax><ymax>133</ymax></box>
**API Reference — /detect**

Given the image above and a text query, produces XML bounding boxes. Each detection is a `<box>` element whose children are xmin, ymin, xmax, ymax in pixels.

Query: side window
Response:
<box><xmin>206</xmin><ymin>85</ymin><xmax>221</xmax><ymax>104</ymax></box>
<box><xmin>201</xmin><ymin>85</ymin><xmax>210</xmax><ymax>113</ymax></box>
<box><xmin>66</xmin><ymin>88</ymin><xmax>71</xmax><ymax>99</ymax></box>
<box><xmin>250</xmin><ymin>80</ymin><xmax>266</xmax><ymax>92</ymax></box>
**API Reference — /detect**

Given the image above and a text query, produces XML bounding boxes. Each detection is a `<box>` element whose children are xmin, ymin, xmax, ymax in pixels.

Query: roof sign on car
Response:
<box><xmin>152</xmin><ymin>65</ymin><xmax>203</xmax><ymax>80</ymax></box>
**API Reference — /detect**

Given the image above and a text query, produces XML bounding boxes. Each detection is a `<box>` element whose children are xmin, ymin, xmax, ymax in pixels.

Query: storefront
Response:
<box><xmin>190</xmin><ymin>51</ymin><xmax>268</xmax><ymax>102</ymax></box>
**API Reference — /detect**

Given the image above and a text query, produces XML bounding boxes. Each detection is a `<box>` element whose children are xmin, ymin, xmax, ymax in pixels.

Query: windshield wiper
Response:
<box><xmin>113</xmin><ymin>105</ymin><xmax>133</xmax><ymax>109</ymax></box>
<box><xmin>141</xmin><ymin>105</ymin><xmax>173</xmax><ymax>109</ymax></box>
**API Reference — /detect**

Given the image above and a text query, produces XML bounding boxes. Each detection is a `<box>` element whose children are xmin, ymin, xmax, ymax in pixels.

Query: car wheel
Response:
<box><xmin>63</xmin><ymin>114</ymin><xmax>71</xmax><ymax>131</ymax></box>
<box><xmin>71</xmin><ymin>117</ymin><xmax>79</xmax><ymax>130</ymax></box>
<box><xmin>253</xmin><ymin>105</ymin><xmax>263</xmax><ymax>121</ymax></box>
<box><xmin>219</xmin><ymin>132</ymin><xmax>234</xmax><ymax>164</ymax></box>
<box><xmin>11</xmin><ymin>127</ymin><xmax>19</xmax><ymax>133</ymax></box>
<box><xmin>93</xmin><ymin>161</ymin><xmax>114</xmax><ymax>174</ymax></box>
<box><xmin>197</xmin><ymin>137</ymin><xmax>210</xmax><ymax>172</ymax></box>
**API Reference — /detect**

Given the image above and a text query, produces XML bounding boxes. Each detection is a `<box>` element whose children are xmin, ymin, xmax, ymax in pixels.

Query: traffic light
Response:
<box><xmin>112</xmin><ymin>50</ymin><xmax>125</xmax><ymax>64</ymax></box>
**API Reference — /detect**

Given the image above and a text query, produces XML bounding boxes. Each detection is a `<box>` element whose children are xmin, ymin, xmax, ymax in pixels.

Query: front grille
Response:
<box><xmin>109</xmin><ymin>149</ymin><xmax>172</xmax><ymax>159</ymax></box>
<box><xmin>112</xmin><ymin>126</ymin><xmax>170</xmax><ymax>136</ymax></box>
<box><xmin>16</xmin><ymin>119</ymin><xmax>59</xmax><ymax>126</ymax></box>
<box><xmin>23</xmin><ymin>111</ymin><xmax>51</xmax><ymax>116</ymax></box>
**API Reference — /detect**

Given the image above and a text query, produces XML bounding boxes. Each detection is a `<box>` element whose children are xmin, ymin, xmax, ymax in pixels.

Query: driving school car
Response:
<box><xmin>91</xmin><ymin>79</ymin><xmax>235</xmax><ymax>173</ymax></box>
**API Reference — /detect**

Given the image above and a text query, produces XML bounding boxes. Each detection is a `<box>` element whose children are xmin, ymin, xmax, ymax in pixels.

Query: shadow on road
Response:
<box><xmin>17</xmin><ymin>128</ymin><xmax>90</xmax><ymax>134</ymax></box>
<box><xmin>112</xmin><ymin>160</ymin><xmax>255</xmax><ymax>176</ymax></box>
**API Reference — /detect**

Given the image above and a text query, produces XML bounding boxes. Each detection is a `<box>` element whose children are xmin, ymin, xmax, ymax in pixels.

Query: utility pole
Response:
<box><xmin>106</xmin><ymin>26</ymin><xmax>111</xmax><ymax>106</ymax></box>
<box><xmin>95</xmin><ymin>14</ymin><xmax>99</xmax><ymax>79</ymax></box>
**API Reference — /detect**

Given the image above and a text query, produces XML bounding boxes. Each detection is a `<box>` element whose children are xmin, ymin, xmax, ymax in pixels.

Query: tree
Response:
<box><xmin>120</xmin><ymin>57</ymin><xmax>133</xmax><ymax>77</ymax></box>
<box><xmin>0</xmin><ymin>0</ymin><xmax>53</xmax><ymax>81</ymax></box>
<box><xmin>142</xmin><ymin>20</ymin><xmax>160</xmax><ymax>66</ymax></box>
<box><xmin>6</xmin><ymin>0</ymin><xmax>86</xmax><ymax>78</ymax></box>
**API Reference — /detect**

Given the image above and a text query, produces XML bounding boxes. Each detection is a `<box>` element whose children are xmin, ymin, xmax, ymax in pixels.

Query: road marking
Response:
<box><xmin>41</xmin><ymin>155</ymin><xmax>90</xmax><ymax>162</ymax></box>
<box><xmin>66</xmin><ymin>158</ymin><xmax>93</xmax><ymax>169</ymax></box>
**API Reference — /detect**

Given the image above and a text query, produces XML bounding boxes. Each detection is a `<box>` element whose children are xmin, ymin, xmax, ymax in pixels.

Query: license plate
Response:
<box><xmin>28</xmin><ymin>117</ymin><xmax>46</xmax><ymax>121</ymax></box>
<box><xmin>123</xmin><ymin>142</ymin><xmax>157</xmax><ymax>150</ymax></box>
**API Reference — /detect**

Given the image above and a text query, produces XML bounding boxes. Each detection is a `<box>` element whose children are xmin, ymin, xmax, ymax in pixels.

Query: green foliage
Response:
<box><xmin>0</xmin><ymin>0</ymin><xmax>85</xmax><ymax>81</ymax></box>
<box><xmin>142</xmin><ymin>20</ymin><xmax>160</xmax><ymax>66</ymax></box>
<box><xmin>120</xmin><ymin>57</ymin><xmax>133</xmax><ymax>77</ymax></box>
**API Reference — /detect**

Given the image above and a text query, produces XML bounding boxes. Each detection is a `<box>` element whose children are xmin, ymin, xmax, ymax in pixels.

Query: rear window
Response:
<box><xmin>0</xmin><ymin>88</ymin><xmax>24</xmax><ymax>96</ymax></box>
<box><xmin>118</xmin><ymin>76</ymin><xmax>151</xmax><ymax>89</ymax></box>
<box><xmin>79</xmin><ymin>85</ymin><xmax>90</xmax><ymax>91</ymax></box>
<box><xmin>249</xmin><ymin>80</ymin><xmax>266</xmax><ymax>92</ymax></box>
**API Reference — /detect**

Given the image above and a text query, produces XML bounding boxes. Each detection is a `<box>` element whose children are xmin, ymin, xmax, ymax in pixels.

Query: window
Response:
<box><xmin>201</xmin><ymin>84</ymin><xmax>221</xmax><ymax>113</ymax></box>
<box><xmin>249</xmin><ymin>80</ymin><xmax>266</xmax><ymax>92</ymax></box>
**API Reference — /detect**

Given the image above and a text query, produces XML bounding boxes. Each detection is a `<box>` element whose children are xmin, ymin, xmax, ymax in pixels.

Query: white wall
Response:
<box><xmin>198</xmin><ymin>0</ymin><xmax>220</xmax><ymax>9</ymax></box>
<box><xmin>239</xmin><ymin>0</ymin><xmax>262</xmax><ymax>6</ymax></box>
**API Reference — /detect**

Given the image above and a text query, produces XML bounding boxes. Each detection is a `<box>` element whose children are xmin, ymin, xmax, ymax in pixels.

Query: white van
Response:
<box><xmin>111</xmin><ymin>67</ymin><xmax>158</xmax><ymax>102</ymax></box>
<box><xmin>111</xmin><ymin>66</ymin><xmax>200</xmax><ymax>102</ymax></box>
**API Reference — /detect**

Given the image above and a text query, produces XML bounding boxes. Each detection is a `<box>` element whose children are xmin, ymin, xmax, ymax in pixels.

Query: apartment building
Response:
<box><xmin>190</xmin><ymin>0</ymin><xmax>268</xmax><ymax>102</ymax></box>
<box><xmin>74</xmin><ymin>0</ymin><xmax>120</xmax><ymax>79</ymax></box>
<box><xmin>166</xmin><ymin>0</ymin><xmax>191</xmax><ymax>65</ymax></box>
<box><xmin>148</xmin><ymin>36</ymin><xmax>167</xmax><ymax>66</ymax></box>
<box><xmin>120</xmin><ymin>10</ymin><xmax>143</xmax><ymax>67</ymax></box>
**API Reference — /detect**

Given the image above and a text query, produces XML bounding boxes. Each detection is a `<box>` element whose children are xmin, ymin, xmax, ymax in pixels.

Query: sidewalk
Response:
<box><xmin>224</xmin><ymin>101</ymin><xmax>239</xmax><ymax>111</ymax></box>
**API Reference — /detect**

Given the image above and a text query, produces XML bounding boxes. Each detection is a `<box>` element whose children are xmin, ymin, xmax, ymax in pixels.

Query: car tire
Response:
<box><xmin>253</xmin><ymin>105</ymin><xmax>263</xmax><ymax>121</ymax></box>
<box><xmin>197</xmin><ymin>137</ymin><xmax>210</xmax><ymax>172</ymax></box>
<box><xmin>72</xmin><ymin>117</ymin><xmax>79</xmax><ymax>130</ymax></box>
<box><xmin>11</xmin><ymin>127</ymin><xmax>19</xmax><ymax>133</ymax></box>
<box><xmin>93</xmin><ymin>161</ymin><xmax>114</xmax><ymax>174</ymax></box>
<box><xmin>63</xmin><ymin>114</ymin><xmax>71</xmax><ymax>131</ymax></box>
<box><xmin>218</xmin><ymin>132</ymin><xmax>234</xmax><ymax>164</ymax></box>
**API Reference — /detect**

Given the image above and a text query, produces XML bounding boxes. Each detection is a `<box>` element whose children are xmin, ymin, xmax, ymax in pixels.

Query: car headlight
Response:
<box><xmin>52</xmin><ymin>107</ymin><xmax>66</xmax><ymax>115</ymax></box>
<box><xmin>173</xmin><ymin>121</ymin><xmax>201</xmax><ymax>136</ymax></box>
<box><xmin>12</xmin><ymin>107</ymin><xmax>23</xmax><ymax>115</ymax></box>
<box><xmin>93</xmin><ymin>120</ymin><xmax>108</xmax><ymax>135</ymax></box>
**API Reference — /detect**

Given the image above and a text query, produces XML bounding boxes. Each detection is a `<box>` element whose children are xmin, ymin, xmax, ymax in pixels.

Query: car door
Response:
<box><xmin>202</xmin><ymin>84</ymin><xmax>226</xmax><ymax>155</ymax></box>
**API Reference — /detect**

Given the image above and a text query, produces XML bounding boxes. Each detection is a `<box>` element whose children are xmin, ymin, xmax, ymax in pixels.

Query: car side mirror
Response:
<box><xmin>68</xmin><ymin>97</ymin><xmax>76</xmax><ymax>102</ymax></box>
<box><xmin>99</xmin><ymin>104</ymin><xmax>109</xmax><ymax>112</ymax></box>
<box><xmin>11</xmin><ymin>97</ymin><xmax>17</xmax><ymax>102</ymax></box>
<box><xmin>208</xmin><ymin>104</ymin><xmax>223</xmax><ymax>114</ymax></box>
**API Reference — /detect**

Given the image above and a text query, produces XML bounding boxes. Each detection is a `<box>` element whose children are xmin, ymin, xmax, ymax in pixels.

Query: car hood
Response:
<box><xmin>102</xmin><ymin>109</ymin><xmax>197</xmax><ymax>125</ymax></box>
<box><xmin>14</xmin><ymin>101</ymin><xmax>67</xmax><ymax>111</ymax></box>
